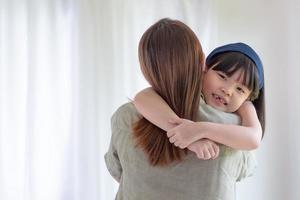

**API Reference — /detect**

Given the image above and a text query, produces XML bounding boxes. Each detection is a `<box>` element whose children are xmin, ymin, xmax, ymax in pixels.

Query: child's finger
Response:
<box><xmin>169</xmin><ymin>136</ymin><xmax>176</xmax><ymax>143</ymax></box>
<box><xmin>196</xmin><ymin>151</ymin><xmax>204</xmax><ymax>160</ymax></box>
<box><xmin>212</xmin><ymin>144</ymin><xmax>220</xmax><ymax>159</ymax></box>
<box><xmin>167</xmin><ymin>130</ymin><xmax>176</xmax><ymax>138</ymax></box>
<box><xmin>212</xmin><ymin>151</ymin><xmax>218</xmax><ymax>159</ymax></box>
<box><xmin>207</xmin><ymin>146</ymin><xmax>216</xmax><ymax>159</ymax></box>
<box><xmin>174</xmin><ymin>141</ymin><xmax>181</xmax><ymax>147</ymax></box>
<box><xmin>168</xmin><ymin>118</ymin><xmax>183</xmax><ymax>125</ymax></box>
<box><xmin>179</xmin><ymin>143</ymin><xmax>187</xmax><ymax>149</ymax></box>
<box><xmin>203</xmin><ymin>148</ymin><xmax>211</xmax><ymax>160</ymax></box>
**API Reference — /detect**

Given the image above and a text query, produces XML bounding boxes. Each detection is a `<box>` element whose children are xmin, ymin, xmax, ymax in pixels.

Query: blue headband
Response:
<box><xmin>206</xmin><ymin>42</ymin><xmax>264</xmax><ymax>89</ymax></box>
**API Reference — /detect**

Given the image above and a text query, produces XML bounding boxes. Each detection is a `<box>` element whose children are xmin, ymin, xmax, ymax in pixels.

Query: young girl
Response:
<box><xmin>134</xmin><ymin>42</ymin><xmax>265</xmax><ymax>159</ymax></box>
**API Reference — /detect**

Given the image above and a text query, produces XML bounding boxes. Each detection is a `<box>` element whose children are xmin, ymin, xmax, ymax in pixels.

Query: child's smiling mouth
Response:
<box><xmin>212</xmin><ymin>93</ymin><xmax>228</xmax><ymax>106</ymax></box>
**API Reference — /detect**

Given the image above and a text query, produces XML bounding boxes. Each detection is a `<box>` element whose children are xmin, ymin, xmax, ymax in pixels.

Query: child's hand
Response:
<box><xmin>167</xmin><ymin>118</ymin><xmax>205</xmax><ymax>149</ymax></box>
<box><xmin>188</xmin><ymin>139</ymin><xmax>220</xmax><ymax>160</ymax></box>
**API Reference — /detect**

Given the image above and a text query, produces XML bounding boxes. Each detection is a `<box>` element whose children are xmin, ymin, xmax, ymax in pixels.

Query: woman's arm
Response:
<box><xmin>133</xmin><ymin>87</ymin><xmax>180</xmax><ymax>131</ymax></box>
<box><xmin>168</xmin><ymin>102</ymin><xmax>262</xmax><ymax>150</ymax></box>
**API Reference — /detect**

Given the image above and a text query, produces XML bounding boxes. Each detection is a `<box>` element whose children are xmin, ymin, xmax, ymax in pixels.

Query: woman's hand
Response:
<box><xmin>188</xmin><ymin>139</ymin><xmax>220</xmax><ymax>160</ymax></box>
<box><xmin>167</xmin><ymin>118</ymin><xmax>206</xmax><ymax>149</ymax></box>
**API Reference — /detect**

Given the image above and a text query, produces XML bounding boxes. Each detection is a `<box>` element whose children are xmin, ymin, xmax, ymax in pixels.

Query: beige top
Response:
<box><xmin>105</xmin><ymin>100</ymin><xmax>257</xmax><ymax>200</ymax></box>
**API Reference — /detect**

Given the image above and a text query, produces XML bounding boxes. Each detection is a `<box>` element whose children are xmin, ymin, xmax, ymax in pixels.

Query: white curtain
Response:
<box><xmin>0</xmin><ymin>0</ymin><xmax>215</xmax><ymax>200</ymax></box>
<box><xmin>1</xmin><ymin>0</ymin><xmax>76</xmax><ymax>200</ymax></box>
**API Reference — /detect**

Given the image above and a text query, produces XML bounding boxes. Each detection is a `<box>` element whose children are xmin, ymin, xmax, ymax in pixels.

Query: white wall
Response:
<box><xmin>285</xmin><ymin>1</ymin><xmax>300</xmax><ymax>198</ymax></box>
<box><xmin>211</xmin><ymin>1</ymin><xmax>300</xmax><ymax>199</ymax></box>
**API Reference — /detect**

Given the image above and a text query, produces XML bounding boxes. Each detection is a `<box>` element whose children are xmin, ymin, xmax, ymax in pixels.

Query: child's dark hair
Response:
<box><xmin>206</xmin><ymin>52</ymin><xmax>265</xmax><ymax>137</ymax></box>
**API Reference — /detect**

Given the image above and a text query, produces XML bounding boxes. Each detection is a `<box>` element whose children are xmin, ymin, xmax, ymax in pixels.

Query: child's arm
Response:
<box><xmin>207</xmin><ymin>102</ymin><xmax>262</xmax><ymax>149</ymax></box>
<box><xmin>134</xmin><ymin>88</ymin><xmax>262</xmax><ymax>150</ymax></box>
<box><xmin>134</xmin><ymin>87</ymin><xmax>219</xmax><ymax>160</ymax></box>
<box><xmin>133</xmin><ymin>87</ymin><xmax>180</xmax><ymax>131</ymax></box>
<box><xmin>168</xmin><ymin>101</ymin><xmax>262</xmax><ymax>150</ymax></box>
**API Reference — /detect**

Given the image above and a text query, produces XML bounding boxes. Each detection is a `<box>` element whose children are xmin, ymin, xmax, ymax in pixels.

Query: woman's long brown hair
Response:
<box><xmin>133</xmin><ymin>18</ymin><xmax>205</xmax><ymax>166</ymax></box>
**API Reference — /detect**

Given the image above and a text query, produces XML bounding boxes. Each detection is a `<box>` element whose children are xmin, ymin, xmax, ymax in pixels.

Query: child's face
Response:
<box><xmin>202</xmin><ymin>67</ymin><xmax>251</xmax><ymax>113</ymax></box>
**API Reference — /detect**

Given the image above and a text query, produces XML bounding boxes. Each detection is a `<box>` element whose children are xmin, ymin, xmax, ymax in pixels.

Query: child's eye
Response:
<box><xmin>237</xmin><ymin>87</ymin><xmax>245</xmax><ymax>93</ymax></box>
<box><xmin>217</xmin><ymin>73</ymin><xmax>226</xmax><ymax>80</ymax></box>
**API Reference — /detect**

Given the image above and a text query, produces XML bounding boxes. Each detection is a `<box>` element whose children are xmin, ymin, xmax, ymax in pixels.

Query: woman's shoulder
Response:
<box><xmin>111</xmin><ymin>102</ymin><xmax>142</xmax><ymax>131</ymax></box>
<box><xmin>218</xmin><ymin>146</ymin><xmax>258</xmax><ymax>182</ymax></box>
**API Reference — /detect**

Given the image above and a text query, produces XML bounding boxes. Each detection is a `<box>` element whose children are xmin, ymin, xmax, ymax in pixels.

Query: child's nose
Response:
<box><xmin>221</xmin><ymin>87</ymin><xmax>232</xmax><ymax>96</ymax></box>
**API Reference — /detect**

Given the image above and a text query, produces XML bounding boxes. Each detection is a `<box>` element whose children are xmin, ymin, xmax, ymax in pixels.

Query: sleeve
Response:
<box><xmin>236</xmin><ymin>151</ymin><xmax>258</xmax><ymax>182</ymax></box>
<box><xmin>104</xmin><ymin>113</ymin><xmax>123</xmax><ymax>183</ymax></box>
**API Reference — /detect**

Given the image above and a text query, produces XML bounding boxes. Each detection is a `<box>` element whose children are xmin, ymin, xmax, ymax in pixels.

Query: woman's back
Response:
<box><xmin>105</xmin><ymin>102</ymin><xmax>256</xmax><ymax>200</ymax></box>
